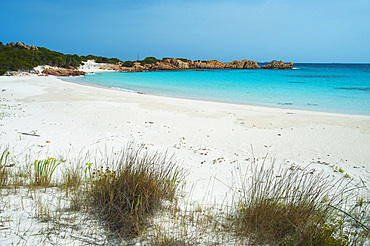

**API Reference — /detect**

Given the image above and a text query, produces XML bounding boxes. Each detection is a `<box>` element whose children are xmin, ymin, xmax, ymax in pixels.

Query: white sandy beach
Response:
<box><xmin>1</xmin><ymin>75</ymin><xmax>370</xmax><ymax>203</ymax></box>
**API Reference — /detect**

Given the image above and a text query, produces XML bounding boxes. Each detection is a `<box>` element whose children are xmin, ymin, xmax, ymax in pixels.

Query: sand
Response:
<box><xmin>1</xmin><ymin>75</ymin><xmax>370</xmax><ymax>203</ymax></box>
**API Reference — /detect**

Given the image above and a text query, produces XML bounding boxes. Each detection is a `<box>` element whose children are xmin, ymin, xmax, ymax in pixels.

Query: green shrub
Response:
<box><xmin>0</xmin><ymin>43</ymin><xmax>122</xmax><ymax>74</ymax></box>
<box><xmin>122</xmin><ymin>60</ymin><xmax>135</xmax><ymax>67</ymax></box>
<box><xmin>140</xmin><ymin>56</ymin><xmax>160</xmax><ymax>65</ymax></box>
<box><xmin>176</xmin><ymin>58</ymin><xmax>188</xmax><ymax>62</ymax></box>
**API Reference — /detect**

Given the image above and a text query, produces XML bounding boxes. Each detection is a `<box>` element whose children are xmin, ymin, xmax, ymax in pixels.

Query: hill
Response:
<box><xmin>0</xmin><ymin>42</ymin><xmax>122</xmax><ymax>75</ymax></box>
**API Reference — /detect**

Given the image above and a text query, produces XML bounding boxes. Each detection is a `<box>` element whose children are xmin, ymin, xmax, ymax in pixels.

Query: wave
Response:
<box><xmin>111</xmin><ymin>87</ymin><xmax>135</xmax><ymax>93</ymax></box>
<box><xmin>336</xmin><ymin>87</ymin><xmax>370</xmax><ymax>92</ymax></box>
<box><xmin>287</xmin><ymin>75</ymin><xmax>348</xmax><ymax>78</ymax></box>
<box><xmin>288</xmin><ymin>81</ymin><xmax>307</xmax><ymax>84</ymax></box>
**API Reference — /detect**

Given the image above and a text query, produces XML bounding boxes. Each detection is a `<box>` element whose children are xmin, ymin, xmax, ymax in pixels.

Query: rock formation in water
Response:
<box><xmin>106</xmin><ymin>58</ymin><xmax>293</xmax><ymax>72</ymax></box>
<box><xmin>261</xmin><ymin>60</ymin><xmax>294</xmax><ymax>69</ymax></box>
<box><xmin>43</xmin><ymin>68</ymin><xmax>86</xmax><ymax>76</ymax></box>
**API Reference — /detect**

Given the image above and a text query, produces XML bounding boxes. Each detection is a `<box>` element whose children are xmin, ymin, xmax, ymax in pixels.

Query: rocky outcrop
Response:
<box><xmin>6</xmin><ymin>42</ymin><xmax>39</xmax><ymax>51</ymax></box>
<box><xmin>261</xmin><ymin>61</ymin><xmax>294</xmax><ymax>69</ymax></box>
<box><xmin>117</xmin><ymin>58</ymin><xmax>293</xmax><ymax>72</ymax></box>
<box><xmin>71</xmin><ymin>58</ymin><xmax>295</xmax><ymax>73</ymax></box>
<box><xmin>43</xmin><ymin>68</ymin><xmax>86</xmax><ymax>76</ymax></box>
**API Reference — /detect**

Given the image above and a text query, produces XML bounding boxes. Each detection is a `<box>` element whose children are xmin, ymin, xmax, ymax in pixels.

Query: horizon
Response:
<box><xmin>1</xmin><ymin>0</ymin><xmax>369</xmax><ymax>63</ymax></box>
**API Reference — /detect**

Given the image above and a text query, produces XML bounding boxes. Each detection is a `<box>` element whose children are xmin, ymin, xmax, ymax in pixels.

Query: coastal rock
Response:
<box><xmin>6</xmin><ymin>42</ymin><xmax>16</xmax><ymax>47</ymax></box>
<box><xmin>153</xmin><ymin>62</ymin><xmax>177</xmax><ymax>70</ymax></box>
<box><xmin>171</xmin><ymin>59</ymin><xmax>189</xmax><ymax>69</ymax></box>
<box><xmin>140</xmin><ymin>59</ymin><xmax>189</xmax><ymax>71</ymax></box>
<box><xmin>261</xmin><ymin>61</ymin><xmax>294</xmax><ymax>69</ymax></box>
<box><xmin>206</xmin><ymin>60</ymin><xmax>226</xmax><ymax>69</ymax></box>
<box><xmin>242</xmin><ymin>59</ymin><xmax>260</xmax><ymax>69</ymax></box>
<box><xmin>42</xmin><ymin>68</ymin><xmax>86</xmax><ymax>76</ymax></box>
<box><xmin>189</xmin><ymin>60</ymin><xmax>227</xmax><ymax>69</ymax></box>
<box><xmin>6</xmin><ymin>42</ymin><xmax>39</xmax><ymax>50</ymax></box>
<box><xmin>118</xmin><ymin>58</ymin><xmax>293</xmax><ymax>71</ymax></box>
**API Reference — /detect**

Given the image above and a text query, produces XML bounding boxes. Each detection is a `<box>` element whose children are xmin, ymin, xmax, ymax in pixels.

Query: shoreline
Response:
<box><xmin>1</xmin><ymin>75</ymin><xmax>370</xmax><ymax>201</ymax></box>
<box><xmin>65</xmin><ymin>70</ymin><xmax>370</xmax><ymax>117</ymax></box>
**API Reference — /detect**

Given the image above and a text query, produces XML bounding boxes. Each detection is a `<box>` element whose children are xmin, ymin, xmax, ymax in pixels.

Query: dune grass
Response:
<box><xmin>33</xmin><ymin>157</ymin><xmax>60</xmax><ymax>187</ymax></box>
<box><xmin>86</xmin><ymin>146</ymin><xmax>183</xmax><ymax>238</ymax></box>
<box><xmin>229</xmin><ymin>163</ymin><xmax>369</xmax><ymax>245</ymax></box>
<box><xmin>0</xmin><ymin>146</ymin><xmax>369</xmax><ymax>245</ymax></box>
<box><xmin>0</xmin><ymin>148</ymin><xmax>10</xmax><ymax>188</ymax></box>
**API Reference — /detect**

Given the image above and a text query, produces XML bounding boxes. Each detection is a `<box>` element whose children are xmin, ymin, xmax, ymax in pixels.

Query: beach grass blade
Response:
<box><xmin>33</xmin><ymin>157</ymin><xmax>60</xmax><ymax>187</ymax></box>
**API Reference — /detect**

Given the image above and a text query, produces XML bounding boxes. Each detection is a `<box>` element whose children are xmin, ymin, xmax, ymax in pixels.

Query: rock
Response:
<box><xmin>206</xmin><ymin>60</ymin><xmax>226</xmax><ymax>69</ymax></box>
<box><xmin>173</xmin><ymin>59</ymin><xmax>189</xmax><ymax>69</ymax></box>
<box><xmin>5</xmin><ymin>42</ymin><xmax>39</xmax><ymax>50</ymax></box>
<box><xmin>119</xmin><ymin>58</ymin><xmax>293</xmax><ymax>71</ymax></box>
<box><xmin>242</xmin><ymin>59</ymin><xmax>260</xmax><ymax>69</ymax></box>
<box><xmin>42</xmin><ymin>68</ymin><xmax>86</xmax><ymax>76</ymax></box>
<box><xmin>261</xmin><ymin>60</ymin><xmax>294</xmax><ymax>69</ymax></box>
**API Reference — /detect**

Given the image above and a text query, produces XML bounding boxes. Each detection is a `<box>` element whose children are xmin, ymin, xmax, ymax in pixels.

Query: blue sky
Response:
<box><xmin>1</xmin><ymin>0</ymin><xmax>369</xmax><ymax>63</ymax></box>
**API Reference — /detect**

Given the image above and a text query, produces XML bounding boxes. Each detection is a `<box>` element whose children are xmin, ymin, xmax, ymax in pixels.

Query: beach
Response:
<box><xmin>1</xmin><ymin>74</ymin><xmax>369</xmax><ymax>202</ymax></box>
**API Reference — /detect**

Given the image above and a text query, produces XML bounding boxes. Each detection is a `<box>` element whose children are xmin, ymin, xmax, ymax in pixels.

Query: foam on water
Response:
<box><xmin>72</xmin><ymin>64</ymin><xmax>370</xmax><ymax>115</ymax></box>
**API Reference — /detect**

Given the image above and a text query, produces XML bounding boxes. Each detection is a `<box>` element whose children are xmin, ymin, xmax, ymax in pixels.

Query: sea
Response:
<box><xmin>66</xmin><ymin>63</ymin><xmax>370</xmax><ymax>115</ymax></box>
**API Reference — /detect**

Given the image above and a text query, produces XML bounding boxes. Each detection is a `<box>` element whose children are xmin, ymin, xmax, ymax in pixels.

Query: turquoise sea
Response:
<box><xmin>68</xmin><ymin>64</ymin><xmax>370</xmax><ymax>115</ymax></box>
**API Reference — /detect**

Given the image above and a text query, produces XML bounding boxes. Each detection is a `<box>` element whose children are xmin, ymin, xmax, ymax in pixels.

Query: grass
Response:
<box><xmin>87</xmin><ymin>146</ymin><xmax>183</xmax><ymax>238</ymax></box>
<box><xmin>229</xmin><ymin>163</ymin><xmax>369</xmax><ymax>245</ymax></box>
<box><xmin>0</xmin><ymin>148</ymin><xmax>10</xmax><ymax>187</ymax></box>
<box><xmin>33</xmin><ymin>157</ymin><xmax>60</xmax><ymax>187</ymax></box>
<box><xmin>0</xmin><ymin>146</ymin><xmax>368</xmax><ymax>245</ymax></box>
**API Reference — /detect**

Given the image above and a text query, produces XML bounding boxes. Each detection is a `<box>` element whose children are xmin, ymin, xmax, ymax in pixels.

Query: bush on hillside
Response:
<box><xmin>0</xmin><ymin>43</ymin><xmax>123</xmax><ymax>75</ymax></box>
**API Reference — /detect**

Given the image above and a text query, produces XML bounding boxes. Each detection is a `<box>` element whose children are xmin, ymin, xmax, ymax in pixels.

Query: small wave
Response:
<box><xmin>288</xmin><ymin>81</ymin><xmax>306</xmax><ymax>84</ymax></box>
<box><xmin>277</xmin><ymin>102</ymin><xmax>293</xmax><ymax>105</ymax></box>
<box><xmin>111</xmin><ymin>87</ymin><xmax>135</xmax><ymax>93</ymax></box>
<box><xmin>336</xmin><ymin>87</ymin><xmax>370</xmax><ymax>92</ymax></box>
<box><xmin>287</xmin><ymin>75</ymin><xmax>348</xmax><ymax>78</ymax></box>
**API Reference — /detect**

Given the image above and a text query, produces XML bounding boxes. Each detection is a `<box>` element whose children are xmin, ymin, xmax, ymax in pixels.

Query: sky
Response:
<box><xmin>1</xmin><ymin>0</ymin><xmax>370</xmax><ymax>63</ymax></box>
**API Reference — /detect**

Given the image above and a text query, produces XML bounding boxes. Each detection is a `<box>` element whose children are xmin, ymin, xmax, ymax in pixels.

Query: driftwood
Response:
<box><xmin>18</xmin><ymin>132</ymin><xmax>40</xmax><ymax>137</ymax></box>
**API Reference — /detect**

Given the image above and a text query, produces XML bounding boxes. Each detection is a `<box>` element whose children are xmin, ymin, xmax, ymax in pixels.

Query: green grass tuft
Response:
<box><xmin>33</xmin><ymin>157</ymin><xmax>60</xmax><ymax>187</ymax></box>
<box><xmin>0</xmin><ymin>148</ymin><xmax>10</xmax><ymax>188</ymax></box>
<box><xmin>87</xmin><ymin>146</ymin><xmax>183</xmax><ymax>238</ymax></box>
<box><xmin>229</xmin><ymin>164</ymin><xmax>358</xmax><ymax>245</ymax></box>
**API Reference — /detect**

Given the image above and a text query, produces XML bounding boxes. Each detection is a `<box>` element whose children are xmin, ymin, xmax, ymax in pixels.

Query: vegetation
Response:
<box><xmin>0</xmin><ymin>148</ymin><xmax>10</xmax><ymax>187</ymax></box>
<box><xmin>138</xmin><ymin>56</ymin><xmax>160</xmax><ymax>65</ymax></box>
<box><xmin>122</xmin><ymin>60</ymin><xmax>135</xmax><ymax>67</ymax></box>
<box><xmin>0</xmin><ymin>146</ymin><xmax>368</xmax><ymax>245</ymax></box>
<box><xmin>0</xmin><ymin>42</ymin><xmax>122</xmax><ymax>75</ymax></box>
<box><xmin>176</xmin><ymin>58</ymin><xmax>189</xmax><ymax>62</ymax></box>
<box><xmin>87</xmin><ymin>147</ymin><xmax>182</xmax><ymax>238</ymax></box>
<box><xmin>229</xmin><ymin>164</ymin><xmax>363</xmax><ymax>245</ymax></box>
<box><xmin>33</xmin><ymin>157</ymin><xmax>60</xmax><ymax>187</ymax></box>
<box><xmin>0</xmin><ymin>42</ymin><xmax>194</xmax><ymax>75</ymax></box>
